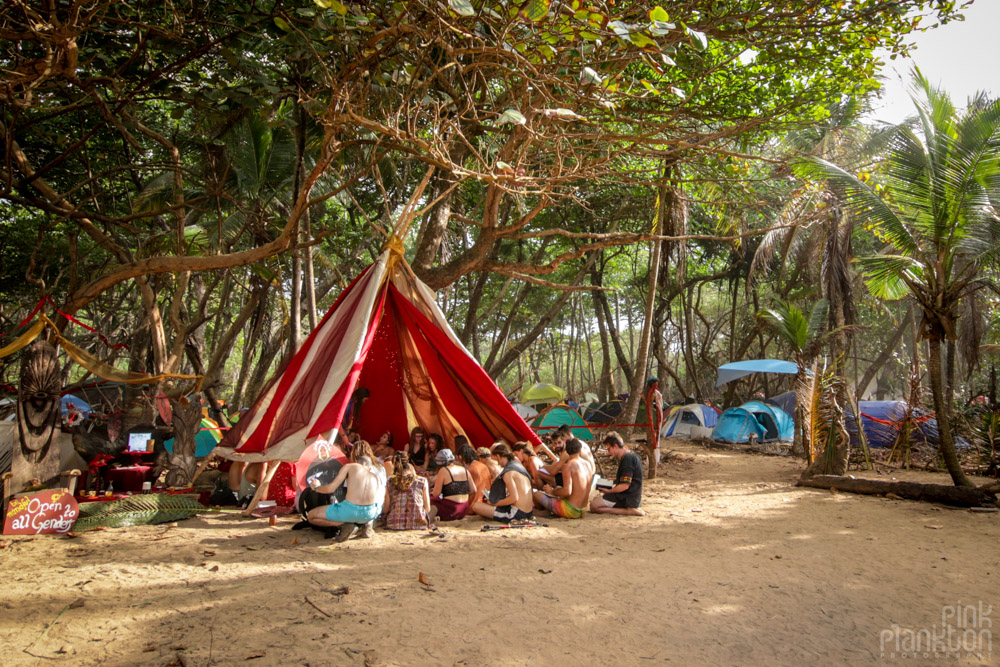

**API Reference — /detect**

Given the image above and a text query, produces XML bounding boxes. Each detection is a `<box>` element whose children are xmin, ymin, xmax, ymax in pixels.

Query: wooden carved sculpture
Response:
<box><xmin>14</xmin><ymin>340</ymin><xmax>63</xmax><ymax>491</ymax></box>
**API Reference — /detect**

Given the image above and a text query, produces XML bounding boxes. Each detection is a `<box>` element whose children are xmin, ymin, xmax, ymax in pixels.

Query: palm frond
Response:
<box><xmin>806</xmin><ymin>299</ymin><xmax>829</xmax><ymax>341</ymax></box>
<box><xmin>854</xmin><ymin>255</ymin><xmax>923</xmax><ymax>301</ymax></box>
<box><xmin>759</xmin><ymin>302</ymin><xmax>809</xmax><ymax>352</ymax></box>
<box><xmin>747</xmin><ymin>193</ymin><xmax>815</xmax><ymax>286</ymax></box>
<box><xmin>795</xmin><ymin>157</ymin><xmax>918</xmax><ymax>255</ymax></box>
<box><xmin>75</xmin><ymin>494</ymin><xmax>208</xmax><ymax>531</ymax></box>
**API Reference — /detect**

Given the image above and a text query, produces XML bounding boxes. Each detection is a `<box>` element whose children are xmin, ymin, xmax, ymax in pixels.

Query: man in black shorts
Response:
<box><xmin>590</xmin><ymin>431</ymin><xmax>646</xmax><ymax>516</ymax></box>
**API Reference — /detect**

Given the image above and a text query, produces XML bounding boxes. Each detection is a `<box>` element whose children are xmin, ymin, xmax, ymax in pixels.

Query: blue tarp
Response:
<box><xmin>763</xmin><ymin>395</ymin><xmax>969</xmax><ymax>450</ymax></box>
<box><xmin>712</xmin><ymin>401</ymin><xmax>794</xmax><ymax>443</ymax></box>
<box><xmin>716</xmin><ymin>359</ymin><xmax>798</xmax><ymax>387</ymax></box>
<box><xmin>848</xmin><ymin>400</ymin><xmax>970</xmax><ymax>450</ymax></box>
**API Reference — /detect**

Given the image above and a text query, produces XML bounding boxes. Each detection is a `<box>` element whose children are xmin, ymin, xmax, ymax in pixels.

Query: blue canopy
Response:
<box><xmin>716</xmin><ymin>359</ymin><xmax>798</xmax><ymax>387</ymax></box>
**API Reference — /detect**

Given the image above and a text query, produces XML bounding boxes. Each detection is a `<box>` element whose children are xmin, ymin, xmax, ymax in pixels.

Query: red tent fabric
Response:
<box><xmin>214</xmin><ymin>247</ymin><xmax>540</xmax><ymax>481</ymax></box>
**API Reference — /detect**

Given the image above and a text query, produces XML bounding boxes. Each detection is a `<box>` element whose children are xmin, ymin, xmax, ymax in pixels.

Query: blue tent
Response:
<box><xmin>61</xmin><ymin>394</ymin><xmax>93</xmax><ymax>418</ymax></box>
<box><xmin>585</xmin><ymin>399</ymin><xmax>624</xmax><ymax>424</ymax></box>
<box><xmin>660</xmin><ymin>403</ymin><xmax>720</xmax><ymax>437</ymax></box>
<box><xmin>712</xmin><ymin>401</ymin><xmax>794</xmax><ymax>443</ymax></box>
<box><xmin>765</xmin><ymin>391</ymin><xmax>796</xmax><ymax>417</ymax></box>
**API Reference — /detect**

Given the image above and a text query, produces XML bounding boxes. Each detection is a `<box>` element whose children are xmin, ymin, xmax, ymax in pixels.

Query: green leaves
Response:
<box><xmin>579</xmin><ymin>66</ymin><xmax>603</xmax><ymax>85</ymax></box>
<box><xmin>760</xmin><ymin>299</ymin><xmax>831</xmax><ymax>355</ymax></box>
<box><xmin>519</xmin><ymin>0</ymin><xmax>550</xmax><ymax>22</ymax></box>
<box><xmin>684</xmin><ymin>24</ymin><xmax>708</xmax><ymax>51</ymax></box>
<box><xmin>649</xmin><ymin>6</ymin><xmax>669</xmax><ymax>23</ymax></box>
<box><xmin>448</xmin><ymin>0</ymin><xmax>476</xmax><ymax>17</ymax></box>
<box><xmin>855</xmin><ymin>255</ymin><xmax>922</xmax><ymax>301</ymax></box>
<box><xmin>497</xmin><ymin>108</ymin><xmax>526</xmax><ymax>125</ymax></box>
<box><xmin>75</xmin><ymin>494</ymin><xmax>207</xmax><ymax>531</ymax></box>
<box><xmin>314</xmin><ymin>0</ymin><xmax>348</xmax><ymax>14</ymax></box>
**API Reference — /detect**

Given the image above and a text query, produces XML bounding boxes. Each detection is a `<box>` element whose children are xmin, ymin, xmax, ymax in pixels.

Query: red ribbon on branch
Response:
<box><xmin>0</xmin><ymin>295</ymin><xmax>128</xmax><ymax>349</ymax></box>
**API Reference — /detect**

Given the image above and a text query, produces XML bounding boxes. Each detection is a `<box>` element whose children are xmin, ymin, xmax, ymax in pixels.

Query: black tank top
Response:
<box><xmin>440</xmin><ymin>467</ymin><xmax>470</xmax><ymax>496</ymax></box>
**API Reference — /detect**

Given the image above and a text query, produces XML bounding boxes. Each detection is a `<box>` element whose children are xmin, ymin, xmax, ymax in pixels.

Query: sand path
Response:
<box><xmin>2</xmin><ymin>442</ymin><xmax>997</xmax><ymax>666</ymax></box>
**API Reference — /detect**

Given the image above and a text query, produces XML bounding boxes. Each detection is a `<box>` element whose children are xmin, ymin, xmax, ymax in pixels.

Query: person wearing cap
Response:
<box><xmin>428</xmin><ymin>447</ymin><xmax>477</xmax><ymax>526</ymax></box>
<box><xmin>645</xmin><ymin>377</ymin><xmax>664</xmax><ymax>466</ymax></box>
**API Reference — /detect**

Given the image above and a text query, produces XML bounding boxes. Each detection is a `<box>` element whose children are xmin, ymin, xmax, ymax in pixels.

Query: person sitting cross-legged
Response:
<box><xmin>428</xmin><ymin>448</ymin><xmax>476</xmax><ymax>526</ymax></box>
<box><xmin>382</xmin><ymin>451</ymin><xmax>431</xmax><ymax>531</ymax></box>
<box><xmin>307</xmin><ymin>441</ymin><xmax>387</xmax><ymax>541</ymax></box>
<box><xmin>537</xmin><ymin>425</ymin><xmax>595</xmax><ymax>488</ymax></box>
<box><xmin>533</xmin><ymin>438</ymin><xmax>590</xmax><ymax>519</ymax></box>
<box><xmin>590</xmin><ymin>431</ymin><xmax>646</xmax><ymax>517</ymax></box>
<box><xmin>471</xmin><ymin>443</ymin><xmax>534</xmax><ymax>523</ymax></box>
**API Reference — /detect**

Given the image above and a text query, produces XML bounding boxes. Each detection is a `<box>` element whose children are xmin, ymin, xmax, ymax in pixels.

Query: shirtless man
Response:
<box><xmin>307</xmin><ymin>441</ymin><xmax>386</xmax><ymax>541</ymax></box>
<box><xmin>470</xmin><ymin>443</ymin><xmax>534</xmax><ymax>523</ymax></box>
<box><xmin>533</xmin><ymin>438</ymin><xmax>589</xmax><ymax>519</ymax></box>
<box><xmin>538</xmin><ymin>426</ymin><xmax>595</xmax><ymax>488</ymax></box>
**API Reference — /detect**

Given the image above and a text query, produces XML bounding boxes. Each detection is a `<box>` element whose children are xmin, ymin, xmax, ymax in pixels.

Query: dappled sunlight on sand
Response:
<box><xmin>3</xmin><ymin>440</ymin><xmax>998</xmax><ymax>666</ymax></box>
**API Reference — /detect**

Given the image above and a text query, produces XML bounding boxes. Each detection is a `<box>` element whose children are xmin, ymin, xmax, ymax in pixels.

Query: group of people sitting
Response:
<box><xmin>304</xmin><ymin>424</ymin><xmax>645</xmax><ymax>541</ymax></box>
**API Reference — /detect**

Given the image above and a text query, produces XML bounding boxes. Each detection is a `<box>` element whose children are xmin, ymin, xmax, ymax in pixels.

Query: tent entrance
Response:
<box><xmin>754</xmin><ymin>412</ymin><xmax>779</xmax><ymax>441</ymax></box>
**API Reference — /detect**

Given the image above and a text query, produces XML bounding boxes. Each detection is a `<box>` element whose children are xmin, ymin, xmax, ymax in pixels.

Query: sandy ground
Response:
<box><xmin>2</xmin><ymin>440</ymin><xmax>998</xmax><ymax>667</ymax></box>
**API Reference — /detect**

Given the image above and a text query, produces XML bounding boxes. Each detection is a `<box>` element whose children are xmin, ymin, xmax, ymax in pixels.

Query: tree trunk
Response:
<box><xmin>304</xmin><ymin>207</ymin><xmax>317</xmax><ymax>331</ymax></box>
<box><xmin>592</xmin><ymin>265</ymin><xmax>616</xmax><ymax>399</ymax></box>
<box><xmin>927</xmin><ymin>334</ymin><xmax>972</xmax><ymax>486</ymax></box>
<box><xmin>592</xmin><ymin>266</ymin><xmax>632</xmax><ymax>382</ymax></box>
<box><xmin>164</xmin><ymin>397</ymin><xmax>204</xmax><ymax>487</ymax></box>
<box><xmin>621</xmin><ymin>172</ymin><xmax>670</xmax><ymax>479</ymax></box>
<box><xmin>486</xmin><ymin>240</ymin><xmax>608</xmax><ymax>378</ymax></box>
<box><xmin>857</xmin><ymin>305</ymin><xmax>912</xmax><ymax>398</ymax></box>
<box><xmin>797</xmin><ymin>475</ymin><xmax>993</xmax><ymax>507</ymax></box>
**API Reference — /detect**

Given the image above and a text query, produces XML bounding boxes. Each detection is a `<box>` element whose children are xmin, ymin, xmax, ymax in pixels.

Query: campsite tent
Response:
<box><xmin>847</xmin><ymin>400</ymin><xmax>969</xmax><ymax>449</ymax></box>
<box><xmin>763</xmin><ymin>395</ymin><xmax>967</xmax><ymax>450</ymax></box>
<box><xmin>512</xmin><ymin>402</ymin><xmax>539</xmax><ymax>421</ymax></box>
<box><xmin>165</xmin><ymin>417</ymin><xmax>223</xmax><ymax>458</ymax></box>
<box><xmin>215</xmin><ymin>244</ymin><xmax>541</xmax><ymax>481</ymax></box>
<box><xmin>531</xmin><ymin>404</ymin><xmax>594</xmax><ymax>441</ymax></box>
<box><xmin>585</xmin><ymin>399</ymin><xmax>624</xmax><ymax>424</ymax></box>
<box><xmin>660</xmin><ymin>403</ymin><xmax>719</xmax><ymax>438</ymax></box>
<box><xmin>765</xmin><ymin>391</ymin><xmax>796</xmax><ymax>417</ymax></box>
<box><xmin>712</xmin><ymin>401</ymin><xmax>794</xmax><ymax>443</ymax></box>
<box><xmin>520</xmin><ymin>383</ymin><xmax>566</xmax><ymax>410</ymax></box>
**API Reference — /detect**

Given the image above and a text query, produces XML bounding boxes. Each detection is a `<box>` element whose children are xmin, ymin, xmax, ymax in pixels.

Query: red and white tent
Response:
<box><xmin>214</xmin><ymin>244</ymin><xmax>541</xmax><ymax>479</ymax></box>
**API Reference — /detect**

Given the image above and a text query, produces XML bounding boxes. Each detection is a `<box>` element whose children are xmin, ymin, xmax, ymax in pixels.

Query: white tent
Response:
<box><xmin>660</xmin><ymin>403</ymin><xmax>719</xmax><ymax>438</ymax></box>
<box><xmin>512</xmin><ymin>403</ymin><xmax>538</xmax><ymax>420</ymax></box>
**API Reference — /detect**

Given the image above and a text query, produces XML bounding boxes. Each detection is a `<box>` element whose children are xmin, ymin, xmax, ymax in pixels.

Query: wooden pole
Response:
<box><xmin>242</xmin><ymin>462</ymin><xmax>279</xmax><ymax>516</ymax></box>
<box><xmin>189</xmin><ymin>452</ymin><xmax>216</xmax><ymax>486</ymax></box>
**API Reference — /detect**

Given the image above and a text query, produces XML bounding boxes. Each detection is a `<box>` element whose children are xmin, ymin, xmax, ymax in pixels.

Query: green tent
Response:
<box><xmin>530</xmin><ymin>403</ymin><xmax>593</xmax><ymax>441</ymax></box>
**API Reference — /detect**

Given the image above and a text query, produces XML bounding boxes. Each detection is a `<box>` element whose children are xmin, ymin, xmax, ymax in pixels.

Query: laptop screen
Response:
<box><xmin>127</xmin><ymin>432</ymin><xmax>152</xmax><ymax>453</ymax></box>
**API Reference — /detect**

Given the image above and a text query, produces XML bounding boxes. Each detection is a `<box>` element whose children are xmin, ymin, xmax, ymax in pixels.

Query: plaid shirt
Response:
<box><xmin>385</xmin><ymin>476</ymin><xmax>428</xmax><ymax>530</ymax></box>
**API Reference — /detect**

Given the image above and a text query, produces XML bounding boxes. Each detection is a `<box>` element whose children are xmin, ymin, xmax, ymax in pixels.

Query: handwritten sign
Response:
<box><xmin>3</xmin><ymin>490</ymin><xmax>80</xmax><ymax>535</ymax></box>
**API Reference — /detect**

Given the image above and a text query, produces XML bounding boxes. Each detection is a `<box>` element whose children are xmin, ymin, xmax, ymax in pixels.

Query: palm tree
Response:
<box><xmin>759</xmin><ymin>299</ymin><xmax>830</xmax><ymax>459</ymax></box>
<box><xmin>800</xmin><ymin>72</ymin><xmax>1000</xmax><ymax>487</ymax></box>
